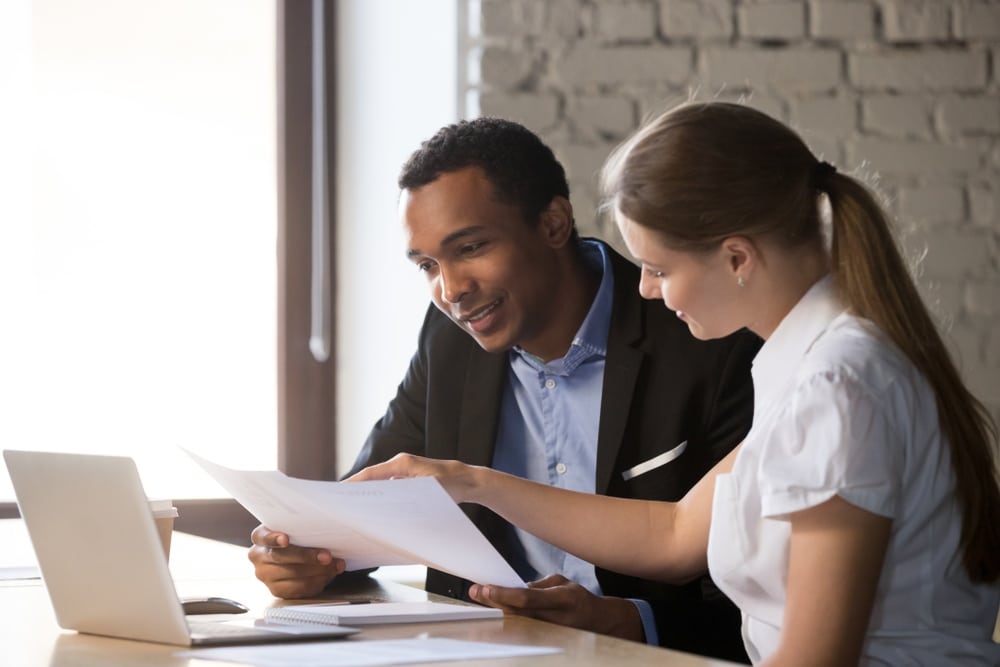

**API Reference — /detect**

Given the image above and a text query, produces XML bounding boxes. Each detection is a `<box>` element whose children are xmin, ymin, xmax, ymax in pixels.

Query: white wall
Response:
<box><xmin>335</xmin><ymin>0</ymin><xmax>458</xmax><ymax>475</ymax></box>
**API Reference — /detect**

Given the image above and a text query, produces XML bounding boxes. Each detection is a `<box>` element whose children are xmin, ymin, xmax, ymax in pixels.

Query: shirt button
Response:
<box><xmin>545</xmin><ymin>378</ymin><xmax>557</xmax><ymax>389</ymax></box>
<box><xmin>555</xmin><ymin>462</ymin><xmax>567</xmax><ymax>475</ymax></box>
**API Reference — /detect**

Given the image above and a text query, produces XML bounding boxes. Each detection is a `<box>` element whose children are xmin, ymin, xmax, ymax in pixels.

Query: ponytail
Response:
<box><xmin>825</xmin><ymin>172</ymin><xmax>1000</xmax><ymax>582</ymax></box>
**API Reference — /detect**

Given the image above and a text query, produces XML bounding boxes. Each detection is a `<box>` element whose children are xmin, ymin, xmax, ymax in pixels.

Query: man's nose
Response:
<box><xmin>439</xmin><ymin>265</ymin><xmax>472</xmax><ymax>304</ymax></box>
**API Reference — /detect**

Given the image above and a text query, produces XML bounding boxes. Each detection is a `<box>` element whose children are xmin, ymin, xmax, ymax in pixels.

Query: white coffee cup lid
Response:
<box><xmin>148</xmin><ymin>499</ymin><xmax>179</xmax><ymax>518</ymax></box>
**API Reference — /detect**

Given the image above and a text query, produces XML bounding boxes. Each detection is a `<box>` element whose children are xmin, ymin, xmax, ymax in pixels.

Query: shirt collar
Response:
<box><xmin>751</xmin><ymin>274</ymin><xmax>846</xmax><ymax>406</ymax></box>
<box><xmin>513</xmin><ymin>239</ymin><xmax>614</xmax><ymax>375</ymax></box>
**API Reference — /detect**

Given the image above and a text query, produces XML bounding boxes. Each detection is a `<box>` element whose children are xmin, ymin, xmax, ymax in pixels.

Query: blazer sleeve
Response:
<box><xmin>701</xmin><ymin>329</ymin><xmax>761</xmax><ymax>461</ymax></box>
<box><xmin>343</xmin><ymin>305</ymin><xmax>437</xmax><ymax>477</ymax></box>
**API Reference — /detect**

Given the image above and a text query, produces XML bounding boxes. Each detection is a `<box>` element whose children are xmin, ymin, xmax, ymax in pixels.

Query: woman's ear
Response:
<box><xmin>721</xmin><ymin>236</ymin><xmax>758</xmax><ymax>281</ymax></box>
<box><xmin>539</xmin><ymin>196</ymin><xmax>575</xmax><ymax>247</ymax></box>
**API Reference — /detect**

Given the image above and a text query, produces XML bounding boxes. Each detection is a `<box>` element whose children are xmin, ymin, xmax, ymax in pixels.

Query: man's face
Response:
<box><xmin>401</xmin><ymin>166</ymin><xmax>567</xmax><ymax>357</ymax></box>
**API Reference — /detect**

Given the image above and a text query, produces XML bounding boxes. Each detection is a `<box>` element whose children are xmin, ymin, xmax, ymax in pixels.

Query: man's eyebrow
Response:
<box><xmin>406</xmin><ymin>227</ymin><xmax>486</xmax><ymax>259</ymax></box>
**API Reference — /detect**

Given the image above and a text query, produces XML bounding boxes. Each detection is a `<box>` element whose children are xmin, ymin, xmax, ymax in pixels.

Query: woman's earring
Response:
<box><xmin>737</xmin><ymin>276</ymin><xmax>746</xmax><ymax>288</ymax></box>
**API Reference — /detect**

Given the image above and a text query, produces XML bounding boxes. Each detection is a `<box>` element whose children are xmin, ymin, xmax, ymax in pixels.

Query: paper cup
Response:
<box><xmin>149</xmin><ymin>499</ymin><xmax>179</xmax><ymax>561</ymax></box>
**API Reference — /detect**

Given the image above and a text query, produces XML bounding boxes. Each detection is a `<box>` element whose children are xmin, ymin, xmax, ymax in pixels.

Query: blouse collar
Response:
<box><xmin>751</xmin><ymin>274</ymin><xmax>846</xmax><ymax>409</ymax></box>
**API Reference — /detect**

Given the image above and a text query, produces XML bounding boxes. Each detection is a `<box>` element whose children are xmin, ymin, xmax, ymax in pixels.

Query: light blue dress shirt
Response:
<box><xmin>491</xmin><ymin>240</ymin><xmax>658</xmax><ymax>644</ymax></box>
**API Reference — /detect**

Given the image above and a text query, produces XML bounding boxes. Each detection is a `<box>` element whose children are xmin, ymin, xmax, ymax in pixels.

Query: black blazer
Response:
<box><xmin>348</xmin><ymin>241</ymin><xmax>759</xmax><ymax>663</ymax></box>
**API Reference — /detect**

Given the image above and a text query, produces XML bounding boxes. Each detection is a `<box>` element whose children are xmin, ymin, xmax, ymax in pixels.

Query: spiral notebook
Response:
<box><xmin>266</xmin><ymin>601</ymin><xmax>502</xmax><ymax>626</ymax></box>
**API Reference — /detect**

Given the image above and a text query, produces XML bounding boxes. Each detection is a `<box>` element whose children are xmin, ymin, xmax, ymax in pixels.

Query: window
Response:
<box><xmin>2</xmin><ymin>0</ymin><xmax>278</xmax><ymax>506</ymax></box>
<box><xmin>1</xmin><ymin>0</ymin><xmax>457</xmax><ymax>543</ymax></box>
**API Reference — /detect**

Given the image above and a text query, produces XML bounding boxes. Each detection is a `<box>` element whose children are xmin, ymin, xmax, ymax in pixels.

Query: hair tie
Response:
<box><xmin>813</xmin><ymin>160</ymin><xmax>837</xmax><ymax>189</ymax></box>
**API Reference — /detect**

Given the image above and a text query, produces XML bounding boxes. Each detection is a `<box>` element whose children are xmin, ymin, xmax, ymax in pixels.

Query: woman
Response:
<box><xmin>352</xmin><ymin>102</ymin><xmax>1000</xmax><ymax>666</ymax></box>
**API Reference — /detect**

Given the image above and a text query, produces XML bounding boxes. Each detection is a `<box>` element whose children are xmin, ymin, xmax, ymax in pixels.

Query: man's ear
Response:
<box><xmin>538</xmin><ymin>196</ymin><xmax>575</xmax><ymax>248</ymax></box>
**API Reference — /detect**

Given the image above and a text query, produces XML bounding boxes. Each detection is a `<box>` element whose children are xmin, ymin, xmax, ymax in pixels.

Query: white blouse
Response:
<box><xmin>707</xmin><ymin>276</ymin><xmax>1000</xmax><ymax>665</ymax></box>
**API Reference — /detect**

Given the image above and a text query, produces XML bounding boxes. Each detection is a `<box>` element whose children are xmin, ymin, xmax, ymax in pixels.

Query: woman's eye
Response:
<box><xmin>460</xmin><ymin>242</ymin><xmax>485</xmax><ymax>255</ymax></box>
<box><xmin>417</xmin><ymin>261</ymin><xmax>436</xmax><ymax>273</ymax></box>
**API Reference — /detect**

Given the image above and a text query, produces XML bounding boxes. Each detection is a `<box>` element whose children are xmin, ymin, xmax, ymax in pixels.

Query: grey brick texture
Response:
<box><xmin>462</xmin><ymin>0</ymin><xmax>1000</xmax><ymax>417</ymax></box>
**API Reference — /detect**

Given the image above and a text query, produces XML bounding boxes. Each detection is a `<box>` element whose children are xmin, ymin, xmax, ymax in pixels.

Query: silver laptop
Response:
<box><xmin>3</xmin><ymin>449</ymin><xmax>359</xmax><ymax>646</ymax></box>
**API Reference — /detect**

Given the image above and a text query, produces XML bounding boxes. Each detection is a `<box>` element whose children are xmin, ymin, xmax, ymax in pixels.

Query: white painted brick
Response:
<box><xmin>955</xmin><ymin>2</ymin><xmax>1000</xmax><ymax>40</ymax></box>
<box><xmin>898</xmin><ymin>184</ymin><xmax>966</xmax><ymax>224</ymax></box>
<box><xmin>557</xmin><ymin>45</ymin><xmax>692</xmax><ymax>86</ymax></box>
<box><xmin>986</xmin><ymin>326</ymin><xmax>1000</xmax><ymax>367</ymax></box>
<box><xmin>966</xmin><ymin>279</ymin><xmax>1000</xmax><ymax>318</ymax></box>
<box><xmin>861</xmin><ymin>95</ymin><xmax>934</xmax><ymax>138</ymax></box>
<box><xmin>880</xmin><ymin>0</ymin><xmax>950</xmax><ymax>42</ymax></box>
<box><xmin>959</xmin><ymin>336</ymin><xmax>1000</xmax><ymax>405</ymax></box>
<box><xmin>480</xmin><ymin>46</ymin><xmax>534</xmax><ymax>88</ymax></box>
<box><xmin>594</xmin><ymin>1</ymin><xmax>658</xmax><ymax>42</ymax></box>
<box><xmin>738</xmin><ymin>2</ymin><xmax>806</xmax><ymax>40</ymax></box>
<box><xmin>568</xmin><ymin>186</ymin><xmax>601</xmax><ymax>236</ymax></box>
<box><xmin>916</xmin><ymin>278</ymin><xmax>963</xmax><ymax>324</ymax></box>
<box><xmin>478</xmin><ymin>92</ymin><xmax>561</xmax><ymax>132</ymax></box>
<box><xmin>803</xmin><ymin>135</ymin><xmax>844</xmax><ymax>164</ymax></box>
<box><xmin>635</xmin><ymin>88</ymin><xmax>692</xmax><ymax>121</ymax></box>
<box><xmin>792</xmin><ymin>95</ymin><xmax>857</xmax><ymax>136</ymax></box>
<box><xmin>809</xmin><ymin>1</ymin><xmax>875</xmax><ymax>40</ymax></box>
<box><xmin>658</xmin><ymin>0</ymin><xmax>733</xmax><ymax>39</ymax></box>
<box><xmin>968</xmin><ymin>183</ymin><xmax>997</xmax><ymax>228</ymax></box>
<box><xmin>480</xmin><ymin>0</ymin><xmax>534</xmax><ymax>38</ymax></box>
<box><xmin>944</xmin><ymin>324</ymin><xmax>984</xmax><ymax>383</ymax></box>
<box><xmin>695</xmin><ymin>88</ymin><xmax>788</xmax><ymax>122</ymax></box>
<box><xmin>701</xmin><ymin>48</ymin><xmax>841</xmax><ymax>92</ymax></box>
<box><xmin>847</xmin><ymin>138</ymin><xmax>981</xmax><ymax>175</ymax></box>
<box><xmin>848</xmin><ymin>51</ymin><xmax>988</xmax><ymax>92</ymax></box>
<box><xmin>556</xmin><ymin>142</ymin><xmax>618</xmax><ymax>188</ymax></box>
<box><xmin>908</xmin><ymin>228</ymin><xmax>994</xmax><ymax>278</ymax></box>
<box><xmin>940</xmin><ymin>304</ymin><xmax>977</xmax><ymax>347</ymax></box>
<box><xmin>544</xmin><ymin>0</ymin><xmax>582</xmax><ymax>38</ymax></box>
<box><xmin>572</xmin><ymin>96</ymin><xmax>637</xmax><ymax>138</ymax></box>
<box><xmin>937</xmin><ymin>96</ymin><xmax>1000</xmax><ymax>136</ymax></box>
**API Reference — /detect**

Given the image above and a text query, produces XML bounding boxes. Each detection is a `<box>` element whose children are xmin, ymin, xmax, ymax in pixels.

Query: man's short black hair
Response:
<box><xmin>398</xmin><ymin>117</ymin><xmax>571</xmax><ymax>226</ymax></box>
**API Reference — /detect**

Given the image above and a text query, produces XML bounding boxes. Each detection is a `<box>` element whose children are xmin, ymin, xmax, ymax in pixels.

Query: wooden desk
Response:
<box><xmin>0</xmin><ymin>522</ymin><xmax>737</xmax><ymax>666</ymax></box>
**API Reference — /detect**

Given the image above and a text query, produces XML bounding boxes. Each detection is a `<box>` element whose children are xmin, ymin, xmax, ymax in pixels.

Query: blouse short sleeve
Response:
<box><xmin>757</xmin><ymin>369</ymin><xmax>903</xmax><ymax>520</ymax></box>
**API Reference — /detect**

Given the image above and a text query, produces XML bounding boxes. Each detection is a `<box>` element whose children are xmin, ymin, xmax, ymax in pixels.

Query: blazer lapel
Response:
<box><xmin>456</xmin><ymin>348</ymin><xmax>507</xmax><ymax>468</ymax></box>
<box><xmin>595</xmin><ymin>246</ymin><xmax>644</xmax><ymax>494</ymax></box>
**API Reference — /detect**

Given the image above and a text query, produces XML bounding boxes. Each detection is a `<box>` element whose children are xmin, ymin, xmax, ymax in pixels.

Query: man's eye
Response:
<box><xmin>645</xmin><ymin>267</ymin><xmax>664</xmax><ymax>278</ymax></box>
<box><xmin>459</xmin><ymin>242</ymin><xmax>485</xmax><ymax>255</ymax></box>
<box><xmin>417</xmin><ymin>261</ymin><xmax>436</xmax><ymax>273</ymax></box>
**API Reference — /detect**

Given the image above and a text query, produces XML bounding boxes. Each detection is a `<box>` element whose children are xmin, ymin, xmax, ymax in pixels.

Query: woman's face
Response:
<box><xmin>617</xmin><ymin>216</ymin><xmax>745</xmax><ymax>340</ymax></box>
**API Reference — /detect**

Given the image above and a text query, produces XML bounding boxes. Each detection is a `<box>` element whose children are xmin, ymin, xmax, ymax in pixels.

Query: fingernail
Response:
<box><xmin>468</xmin><ymin>584</ymin><xmax>480</xmax><ymax>598</ymax></box>
<box><xmin>317</xmin><ymin>551</ymin><xmax>332</xmax><ymax>564</ymax></box>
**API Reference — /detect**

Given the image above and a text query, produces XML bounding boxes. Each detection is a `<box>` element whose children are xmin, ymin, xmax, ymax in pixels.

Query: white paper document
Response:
<box><xmin>185</xmin><ymin>451</ymin><xmax>524</xmax><ymax>588</ymax></box>
<box><xmin>179</xmin><ymin>637</ymin><xmax>561</xmax><ymax>667</ymax></box>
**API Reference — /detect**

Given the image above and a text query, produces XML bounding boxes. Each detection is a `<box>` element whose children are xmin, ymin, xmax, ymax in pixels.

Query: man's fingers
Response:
<box><xmin>471</xmin><ymin>584</ymin><xmax>569</xmax><ymax>611</ymax></box>
<box><xmin>250</xmin><ymin>525</ymin><xmax>289</xmax><ymax>547</ymax></box>
<box><xmin>527</xmin><ymin>574</ymin><xmax>572</xmax><ymax>589</ymax></box>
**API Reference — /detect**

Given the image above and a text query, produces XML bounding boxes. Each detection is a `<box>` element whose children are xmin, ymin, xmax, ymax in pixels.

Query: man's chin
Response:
<box><xmin>468</xmin><ymin>330</ymin><xmax>514</xmax><ymax>354</ymax></box>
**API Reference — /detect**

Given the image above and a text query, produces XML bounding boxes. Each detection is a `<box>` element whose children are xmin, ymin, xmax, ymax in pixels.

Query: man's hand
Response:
<box><xmin>248</xmin><ymin>525</ymin><xmax>346</xmax><ymax>599</ymax></box>
<box><xmin>469</xmin><ymin>574</ymin><xmax>645</xmax><ymax>642</ymax></box>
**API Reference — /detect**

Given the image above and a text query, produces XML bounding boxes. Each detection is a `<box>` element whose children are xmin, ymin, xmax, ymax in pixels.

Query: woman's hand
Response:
<box><xmin>346</xmin><ymin>453</ymin><xmax>486</xmax><ymax>504</ymax></box>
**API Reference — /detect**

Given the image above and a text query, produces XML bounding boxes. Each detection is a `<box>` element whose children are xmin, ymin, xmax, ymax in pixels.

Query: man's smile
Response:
<box><xmin>457</xmin><ymin>299</ymin><xmax>502</xmax><ymax>333</ymax></box>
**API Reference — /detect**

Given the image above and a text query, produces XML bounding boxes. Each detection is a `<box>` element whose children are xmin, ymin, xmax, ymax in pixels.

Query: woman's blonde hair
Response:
<box><xmin>602</xmin><ymin>101</ymin><xmax>1000</xmax><ymax>582</ymax></box>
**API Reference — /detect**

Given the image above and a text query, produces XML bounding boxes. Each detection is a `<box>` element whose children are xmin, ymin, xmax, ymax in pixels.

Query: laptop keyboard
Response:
<box><xmin>188</xmin><ymin>621</ymin><xmax>277</xmax><ymax>639</ymax></box>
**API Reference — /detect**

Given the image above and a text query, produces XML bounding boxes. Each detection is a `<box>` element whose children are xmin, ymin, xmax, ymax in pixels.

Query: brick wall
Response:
<box><xmin>461</xmin><ymin>0</ymin><xmax>1000</xmax><ymax>420</ymax></box>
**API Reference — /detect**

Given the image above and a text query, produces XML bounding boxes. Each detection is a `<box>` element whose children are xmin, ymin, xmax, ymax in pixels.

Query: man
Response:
<box><xmin>249</xmin><ymin>118</ymin><xmax>760</xmax><ymax>662</ymax></box>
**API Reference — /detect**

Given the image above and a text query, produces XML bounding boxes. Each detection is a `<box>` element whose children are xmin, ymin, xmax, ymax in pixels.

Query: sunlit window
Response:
<box><xmin>1</xmin><ymin>0</ymin><xmax>277</xmax><ymax>500</ymax></box>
